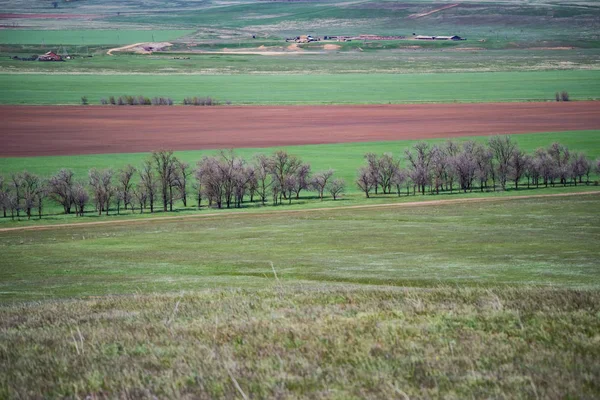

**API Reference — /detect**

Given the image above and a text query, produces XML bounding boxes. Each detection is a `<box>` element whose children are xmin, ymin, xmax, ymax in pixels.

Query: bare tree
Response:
<box><xmin>452</xmin><ymin>141</ymin><xmax>477</xmax><ymax>193</ymax></box>
<box><xmin>444</xmin><ymin>140</ymin><xmax>460</xmax><ymax>192</ymax></box>
<box><xmin>547</xmin><ymin>142</ymin><xmax>570</xmax><ymax>186</ymax></box>
<box><xmin>282</xmin><ymin>175</ymin><xmax>296</xmax><ymax>204</ymax></box>
<box><xmin>193</xmin><ymin>163</ymin><xmax>203</xmax><ymax>208</ymax></box>
<box><xmin>311</xmin><ymin>169</ymin><xmax>334</xmax><ymax>200</ymax></box>
<box><xmin>152</xmin><ymin>150</ymin><xmax>178</xmax><ymax>212</ymax></box>
<box><xmin>253</xmin><ymin>154</ymin><xmax>272</xmax><ymax>206</ymax></box>
<box><xmin>405</xmin><ymin>142</ymin><xmax>432</xmax><ymax>195</ymax></box>
<box><xmin>20</xmin><ymin>171</ymin><xmax>44</xmax><ymax>220</ymax></box>
<box><xmin>0</xmin><ymin>176</ymin><xmax>7</xmax><ymax>218</ymax></box>
<box><xmin>133</xmin><ymin>185</ymin><xmax>148</xmax><ymax>214</ymax></box>
<box><xmin>140</xmin><ymin>161</ymin><xmax>157</xmax><ymax>213</ymax></box>
<box><xmin>117</xmin><ymin>165</ymin><xmax>136</xmax><ymax>210</ymax></box>
<box><xmin>293</xmin><ymin>163</ymin><xmax>311</xmax><ymax>199</ymax></box>
<box><xmin>72</xmin><ymin>183</ymin><xmax>89</xmax><ymax>217</ymax></box>
<box><xmin>10</xmin><ymin>173</ymin><xmax>23</xmax><ymax>219</ymax></box>
<box><xmin>246</xmin><ymin>165</ymin><xmax>258</xmax><ymax>203</ymax></box>
<box><xmin>269</xmin><ymin>150</ymin><xmax>302</xmax><ymax>202</ymax></box>
<box><xmin>510</xmin><ymin>149</ymin><xmax>528</xmax><ymax>190</ymax></box>
<box><xmin>48</xmin><ymin>169</ymin><xmax>75</xmax><ymax>214</ymax></box>
<box><xmin>430</xmin><ymin>146</ymin><xmax>449</xmax><ymax>195</ymax></box>
<box><xmin>89</xmin><ymin>169</ymin><xmax>114</xmax><ymax>216</ymax></box>
<box><xmin>474</xmin><ymin>144</ymin><xmax>493</xmax><ymax>192</ymax></box>
<box><xmin>327</xmin><ymin>178</ymin><xmax>345</xmax><ymax>200</ymax></box>
<box><xmin>364</xmin><ymin>153</ymin><xmax>381</xmax><ymax>194</ymax></box>
<box><xmin>197</xmin><ymin>156</ymin><xmax>225</xmax><ymax>208</ymax></box>
<box><xmin>175</xmin><ymin>161</ymin><xmax>192</xmax><ymax>207</ymax></box>
<box><xmin>569</xmin><ymin>152</ymin><xmax>590</xmax><ymax>185</ymax></box>
<box><xmin>523</xmin><ymin>154</ymin><xmax>535</xmax><ymax>189</ymax></box>
<box><xmin>534</xmin><ymin>148</ymin><xmax>554</xmax><ymax>188</ymax></box>
<box><xmin>488</xmin><ymin>135</ymin><xmax>517</xmax><ymax>190</ymax></box>
<box><xmin>356</xmin><ymin>166</ymin><xmax>374</xmax><ymax>198</ymax></box>
<box><xmin>378</xmin><ymin>153</ymin><xmax>400</xmax><ymax>194</ymax></box>
<box><xmin>391</xmin><ymin>168</ymin><xmax>408</xmax><ymax>196</ymax></box>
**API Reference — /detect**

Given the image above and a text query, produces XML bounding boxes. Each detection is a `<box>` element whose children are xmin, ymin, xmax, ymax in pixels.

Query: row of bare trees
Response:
<box><xmin>356</xmin><ymin>137</ymin><xmax>600</xmax><ymax>197</ymax></box>
<box><xmin>0</xmin><ymin>150</ymin><xmax>345</xmax><ymax>220</ymax></box>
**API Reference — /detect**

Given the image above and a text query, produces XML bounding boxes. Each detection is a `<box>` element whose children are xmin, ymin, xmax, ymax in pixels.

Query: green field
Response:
<box><xmin>0</xmin><ymin>29</ymin><xmax>194</xmax><ymax>45</ymax></box>
<box><xmin>2</xmin><ymin>195</ymin><xmax>599</xmax><ymax>301</ymax></box>
<box><xmin>2</xmin><ymin>130</ymin><xmax>599</xmax><ymax>190</ymax></box>
<box><xmin>1</xmin><ymin>70</ymin><xmax>599</xmax><ymax>105</ymax></box>
<box><xmin>2</xmin><ymin>48</ymin><xmax>599</xmax><ymax>75</ymax></box>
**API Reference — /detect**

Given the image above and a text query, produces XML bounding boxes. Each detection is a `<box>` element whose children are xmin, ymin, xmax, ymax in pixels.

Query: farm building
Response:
<box><xmin>38</xmin><ymin>51</ymin><xmax>63</xmax><ymax>61</ymax></box>
<box><xmin>435</xmin><ymin>35</ymin><xmax>464</xmax><ymax>40</ymax></box>
<box><xmin>414</xmin><ymin>35</ymin><xmax>464</xmax><ymax>41</ymax></box>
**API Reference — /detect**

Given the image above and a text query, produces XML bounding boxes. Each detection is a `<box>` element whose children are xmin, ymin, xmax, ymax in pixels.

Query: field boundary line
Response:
<box><xmin>0</xmin><ymin>191</ymin><xmax>598</xmax><ymax>233</ymax></box>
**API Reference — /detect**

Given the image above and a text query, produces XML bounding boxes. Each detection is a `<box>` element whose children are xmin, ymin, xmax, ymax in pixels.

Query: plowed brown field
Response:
<box><xmin>1</xmin><ymin>102</ymin><xmax>599</xmax><ymax>157</ymax></box>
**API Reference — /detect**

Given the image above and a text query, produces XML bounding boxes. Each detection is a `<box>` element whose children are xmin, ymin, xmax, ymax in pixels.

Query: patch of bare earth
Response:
<box><xmin>0</xmin><ymin>102</ymin><xmax>599</xmax><ymax>157</ymax></box>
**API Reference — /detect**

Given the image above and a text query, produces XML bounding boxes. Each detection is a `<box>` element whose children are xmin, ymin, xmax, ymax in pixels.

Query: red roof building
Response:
<box><xmin>38</xmin><ymin>51</ymin><xmax>63</xmax><ymax>61</ymax></box>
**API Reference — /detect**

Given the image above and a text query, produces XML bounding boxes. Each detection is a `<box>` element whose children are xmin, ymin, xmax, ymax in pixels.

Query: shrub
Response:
<box><xmin>100</xmin><ymin>98</ymin><xmax>108</xmax><ymax>105</ymax></box>
<box><xmin>555</xmin><ymin>92</ymin><xmax>560</xmax><ymax>102</ymax></box>
<box><xmin>109</xmin><ymin>96</ymin><xmax>116</xmax><ymax>105</ymax></box>
<box><xmin>183</xmin><ymin>96</ymin><xmax>220</xmax><ymax>106</ymax></box>
<box><xmin>80</xmin><ymin>96</ymin><xmax>88</xmax><ymax>106</ymax></box>
<box><xmin>117</xmin><ymin>96</ymin><xmax>125</xmax><ymax>106</ymax></box>
<box><xmin>561</xmin><ymin>91</ymin><xmax>569</xmax><ymax>101</ymax></box>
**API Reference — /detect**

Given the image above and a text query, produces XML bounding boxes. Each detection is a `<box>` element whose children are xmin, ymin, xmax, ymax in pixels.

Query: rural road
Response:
<box><xmin>0</xmin><ymin>191</ymin><xmax>597</xmax><ymax>233</ymax></box>
<box><xmin>1</xmin><ymin>101</ymin><xmax>599</xmax><ymax>157</ymax></box>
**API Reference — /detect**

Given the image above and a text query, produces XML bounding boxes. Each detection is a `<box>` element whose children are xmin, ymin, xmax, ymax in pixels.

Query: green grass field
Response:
<box><xmin>2</xmin><ymin>194</ymin><xmax>599</xmax><ymax>302</ymax></box>
<box><xmin>0</xmin><ymin>29</ymin><xmax>194</xmax><ymax>45</ymax></box>
<box><xmin>0</xmin><ymin>70</ymin><xmax>599</xmax><ymax>105</ymax></box>
<box><xmin>2</xmin><ymin>48</ymin><xmax>599</xmax><ymax>75</ymax></box>
<box><xmin>2</xmin><ymin>130</ymin><xmax>599</xmax><ymax>191</ymax></box>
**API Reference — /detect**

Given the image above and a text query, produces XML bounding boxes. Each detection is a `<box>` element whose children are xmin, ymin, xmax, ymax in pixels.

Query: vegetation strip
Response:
<box><xmin>1</xmin><ymin>191</ymin><xmax>597</xmax><ymax>233</ymax></box>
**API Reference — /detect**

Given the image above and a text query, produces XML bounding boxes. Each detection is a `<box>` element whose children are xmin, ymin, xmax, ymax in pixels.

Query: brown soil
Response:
<box><xmin>323</xmin><ymin>44</ymin><xmax>341</xmax><ymax>50</ymax></box>
<box><xmin>0</xmin><ymin>191</ymin><xmax>597</xmax><ymax>233</ymax></box>
<box><xmin>1</xmin><ymin>102</ymin><xmax>599</xmax><ymax>157</ymax></box>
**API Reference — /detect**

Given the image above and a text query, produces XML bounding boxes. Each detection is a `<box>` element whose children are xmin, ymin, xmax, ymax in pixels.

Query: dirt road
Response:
<box><xmin>1</xmin><ymin>101</ymin><xmax>599</xmax><ymax>157</ymax></box>
<box><xmin>0</xmin><ymin>191</ymin><xmax>597</xmax><ymax>233</ymax></box>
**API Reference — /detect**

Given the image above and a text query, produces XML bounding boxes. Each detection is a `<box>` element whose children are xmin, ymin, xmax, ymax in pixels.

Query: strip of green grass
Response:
<box><xmin>1</xmin><ymin>130</ymin><xmax>599</xmax><ymax>193</ymax></box>
<box><xmin>1</xmin><ymin>194</ymin><xmax>599</xmax><ymax>302</ymax></box>
<box><xmin>0</xmin><ymin>29</ymin><xmax>195</xmax><ymax>45</ymax></box>
<box><xmin>0</xmin><ymin>70</ymin><xmax>598</xmax><ymax>105</ymax></box>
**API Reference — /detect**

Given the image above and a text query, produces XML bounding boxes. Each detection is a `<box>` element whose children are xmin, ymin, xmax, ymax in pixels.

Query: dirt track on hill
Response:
<box><xmin>0</xmin><ymin>191</ymin><xmax>597</xmax><ymax>233</ymax></box>
<box><xmin>1</xmin><ymin>102</ymin><xmax>599</xmax><ymax>157</ymax></box>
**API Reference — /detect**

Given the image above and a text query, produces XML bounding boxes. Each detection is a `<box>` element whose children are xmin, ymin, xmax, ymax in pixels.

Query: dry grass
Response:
<box><xmin>1</xmin><ymin>285</ymin><xmax>599</xmax><ymax>399</ymax></box>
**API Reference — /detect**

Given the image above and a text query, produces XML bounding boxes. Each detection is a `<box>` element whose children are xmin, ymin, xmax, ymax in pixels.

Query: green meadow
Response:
<box><xmin>2</xmin><ymin>194</ymin><xmax>599</xmax><ymax>302</ymax></box>
<box><xmin>2</xmin><ymin>130</ymin><xmax>599</xmax><ymax>189</ymax></box>
<box><xmin>0</xmin><ymin>29</ymin><xmax>194</xmax><ymax>45</ymax></box>
<box><xmin>1</xmin><ymin>70</ymin><xmax>599</xmax><ymax>105</ymax></box>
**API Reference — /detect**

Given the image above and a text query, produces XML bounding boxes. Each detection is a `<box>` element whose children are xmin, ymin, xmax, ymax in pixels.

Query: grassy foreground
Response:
<box><xmin>1</xmin><ymin>194</ymin><xmax>599</xmax><ymax>398</ymax></box>
<box><xmin>1</xmin><ymin>286</ymin><xmax>599</xmax><ymax>399</ymax></box>
<box><xmin>1</xmin><ymin>70</ymin><xmax>599</xmax><ymax>105</ymax></box>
